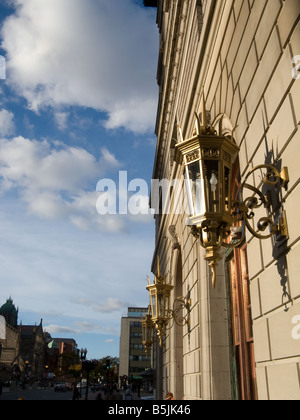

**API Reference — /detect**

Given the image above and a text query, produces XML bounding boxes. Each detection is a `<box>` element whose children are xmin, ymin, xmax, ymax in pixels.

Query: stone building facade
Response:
<box><xmin>147</xmin><ymin>0</ymin><xmax>300</xmax><ymax>400</ymax></box>
<box><xmin>0</xmin><ymin>321</ymin><xmax>23</xmax><ymax>382</ymax></box>
<box><xmin>0</xmin><ymin>298</ymin><xmax>23</xmax><ymax>381</ymax></box>
<box><xmin>0</xmin><ymin>298</ymin><xmax>45</xmax><ymax>382</ymax></box>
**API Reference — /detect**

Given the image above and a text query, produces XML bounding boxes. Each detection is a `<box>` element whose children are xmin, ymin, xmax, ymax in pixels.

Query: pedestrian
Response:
<box><xmin>95</xmin><ymin>392</ymin><xmax>102</xmax><ymax>400</ymax></box>
<box><xmin>165</xmin><ymin>392</ymin><xmax>174</xmax><ymax>400</ymax></box>
<box><xmin>72</xmin><ymin>384</ymin><xmax>80</xmax><ymax>400</ymax></box>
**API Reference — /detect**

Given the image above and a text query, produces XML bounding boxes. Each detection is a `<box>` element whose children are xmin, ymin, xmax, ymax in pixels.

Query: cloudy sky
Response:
<box><xmin>0</xmin><ymin>0</ymin><xmax>158</xmax><ymax>358</ymax></box>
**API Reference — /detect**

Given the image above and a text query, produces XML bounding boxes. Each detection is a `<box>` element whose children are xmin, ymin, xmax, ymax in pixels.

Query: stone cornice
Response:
<box><xmin>153</xmin><ymin>0</ymin><xmax>189</xmax><ymax>181</ymax></box>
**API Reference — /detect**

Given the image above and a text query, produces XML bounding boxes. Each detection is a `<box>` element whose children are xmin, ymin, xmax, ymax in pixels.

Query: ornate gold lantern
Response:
<box><xmin>141</xmin><ymin>309</ymin><xmax>154</xmax><ymax>357</ymax></box>
<box><xmin>175</xmin><ymin>96</ymin><xmax>289</xmax><ymax>288</ymax></box>
<box><xmin>175</xmin><ymin>97</ymin><xmax>239</xmax><ymax>287</ymax></box>
<box><xmin>146</xmin><ymin>257</ymin><xmax>191</xmax><ymax>347</ymax></box>
<box><xmin>146</xmin><ymin>257</ymin><xmax>174</xmax><ymax>346</ymax></box>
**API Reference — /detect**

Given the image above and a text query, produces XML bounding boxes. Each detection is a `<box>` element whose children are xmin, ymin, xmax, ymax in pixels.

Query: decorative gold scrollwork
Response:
<box><xmin>166</xmin><ymin>295</ymin><xmax>191</xmax><ymax>331</ymax></box>
<box><xmin>224</xmin><ymin>164</ymin><xmax>289</xmax><ymax>246</ymax></box>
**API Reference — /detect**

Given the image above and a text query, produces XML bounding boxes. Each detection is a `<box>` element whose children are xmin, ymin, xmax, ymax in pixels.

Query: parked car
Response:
<box><xmin>141</xmin><ymin>395</ymin><xmax>154</xmax><ymax>400</ymax></box>
<box><xmin>54</xmin><ymin>382</ymin><xmax>68</xmax><ymax>392</ymax></box>
<box><xmin>64</xmin><ymin>382</ymin><xmax>72</xmax><ymax>391</ymax></box>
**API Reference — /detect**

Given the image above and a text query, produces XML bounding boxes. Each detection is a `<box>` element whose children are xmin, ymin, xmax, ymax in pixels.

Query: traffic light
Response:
<box><xmin>105</xmin><ymin>359</ymin><xmax>110</xmax><ymax>371</ymax></box>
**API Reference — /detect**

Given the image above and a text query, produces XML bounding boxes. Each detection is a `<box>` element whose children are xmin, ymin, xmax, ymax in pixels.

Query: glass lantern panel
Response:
<box><xmin>185</xmin><ymin>161</ymin><xmax>206</xmax><ymax>217</ymax></box>
<box><xmin>142</xmin><ymin>321</ymin><xmax>147</xmax><ymax>343</ymax></box>
<box><xmin>224</xmin><ymin>166</ymin><xmax>230</xmax><ymax>212</ymax></box>
<box><xmin>146</xmin><ymin>320</ymin><xmax>153</xmax><ymax>342</ymax></box>
<box><xmin>204</xmin><ymin>160</ymin><xmax>220</xmax><ymax>213</ymax></box>
<box><xmin>151</xmin><ymin>291</ymin><xmax>157</xmax><ymax>320</ymax></box>
<box><xmin>158</xmin><ymin>291</ymin><xmax>164</xmax><ymax>319</ymax></box>
<box><xmin>164</xmin><ymin>293</ymin><xmax>170</xmax><ymax>317</ymax></box>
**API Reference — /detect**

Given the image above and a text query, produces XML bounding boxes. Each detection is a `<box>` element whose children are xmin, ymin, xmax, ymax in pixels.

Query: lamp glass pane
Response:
<box><xmin>151</xmin><ymin>291</ymin><xmax>156</xmax><ymax>319</ymax></box>
<box><xmin>204</xmin><ymin>160</ymin><xmax>220</xmax><ymax>213</ymax></box>
<box><xmin>185</xmin><ymin>160</ymin><xmax>206</xmax><ymax>217</ymax></box>
<box><xmin>157</xmin><ymin>291</ymin><xmax>164</xmax><ymax>319</ymax></box>
<box><xmin>224</xmin><ymin>166</ymin><xmax>230</xmax><ymax>212</ymax></box>
<box><xmin>146</xmin><ymin>317</ymin><xmax>153</xmax><ymax>342</ymax></box>
<box><xmin>165</xmin><ymin>293</ymin><xmax>170</xmax><ymax>317</ymax></box>
<box><xmin>142</xmin><ymin>319</ymin><xmax>146</xmax><ymax>342</ymax></box>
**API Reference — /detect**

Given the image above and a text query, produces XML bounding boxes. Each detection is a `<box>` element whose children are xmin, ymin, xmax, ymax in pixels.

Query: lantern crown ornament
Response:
<box><xmin>175</xmin><ymin>94</ymin><xmax>289</xmax><ymax>288</ymax></box>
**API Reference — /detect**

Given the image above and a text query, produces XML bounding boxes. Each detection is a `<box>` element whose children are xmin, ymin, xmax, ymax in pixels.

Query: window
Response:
<box><xmin>226</xmin><ymin>246</ymin><xmax>257</xmax><ymax>400</ymax></box>
<box><xmin>130</xmin><ymin>332</ymin><xmax>142</xmax><ymax>339</ymax></box>
<box><xmin>225</xmin><ymin>157</ymin><xmax>257</xmax><ymax>400</ymax></box>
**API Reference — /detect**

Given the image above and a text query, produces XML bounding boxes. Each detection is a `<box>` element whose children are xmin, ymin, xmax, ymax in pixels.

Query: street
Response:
<box><xmin>0</xmin><ymin>388</ymin><xmax>78</xmax><ymax>400</ymax></box>
<box><xmin>0</xmin><ymin>387</ymin><xmax>152</xmax><ymax>401</ymax></box>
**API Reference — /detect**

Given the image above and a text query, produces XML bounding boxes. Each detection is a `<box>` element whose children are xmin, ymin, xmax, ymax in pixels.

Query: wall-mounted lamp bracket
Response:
<box><xmin>174</xmin><ymin>96</ymin><xmax>290</xmax><ymax>288</ymax></box>
<box><xmin>145</xmin><ymin>257</ymin><xmax>192</xmax><ymax>347</ymax></box>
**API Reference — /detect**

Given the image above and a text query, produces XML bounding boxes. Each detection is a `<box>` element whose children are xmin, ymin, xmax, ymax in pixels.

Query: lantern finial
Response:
<box><xmin>194</xmin><ymin>91</ymin><xmax>216</xmax><ymax>135</ymax></box>
<box><xmin>177</xmin><ymin>124</ymin><xmax>184</xmax><ymax>142</ymax></box>
<box><xmin>201</xmin><ymin>92</ymin><xmax>207</xmax><ymax>128</ymax></box>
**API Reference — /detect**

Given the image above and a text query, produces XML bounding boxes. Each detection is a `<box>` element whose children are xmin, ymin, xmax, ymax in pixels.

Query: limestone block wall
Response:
<box><xmin>153</xmin><ymin>0</ymin><xmax>300</xmax><ymax>400</ymax></box>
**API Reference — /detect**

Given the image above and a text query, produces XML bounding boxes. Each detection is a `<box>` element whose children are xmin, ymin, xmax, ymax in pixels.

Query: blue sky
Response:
<box><xmin>0</xmin><ymin>0</ymin><xmax>158</xmax><ymax>358</ymax></box>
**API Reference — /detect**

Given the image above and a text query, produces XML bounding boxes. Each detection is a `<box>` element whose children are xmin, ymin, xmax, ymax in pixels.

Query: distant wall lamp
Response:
<box><xmin>141</xmin><ymin>310</ymin><xmax>154</xmax><ymax>357</ymax></box>
<box><xmin>175</xmin><ymin>95</ymin><xmax>289</xmax><ymax>288</ymax></box>
<box><xmin>144</xmin><ymin>257</ymin><xmax>191</xmax><ymax>348</ymax></box>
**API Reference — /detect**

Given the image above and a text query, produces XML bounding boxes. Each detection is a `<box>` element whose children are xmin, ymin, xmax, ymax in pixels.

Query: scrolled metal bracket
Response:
<box><xmin>166</xmin><ymin>293</ymin><xmax>191</xmax><ymax>331</ymax></box>
<box><xmin>225</xmin><ymin>164</ymin><xmax>289</xmax><ymax>247</ymax></box>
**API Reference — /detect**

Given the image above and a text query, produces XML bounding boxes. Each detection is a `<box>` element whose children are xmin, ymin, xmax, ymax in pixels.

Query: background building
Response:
<box><xmin>146</xmin><ymin>0</ymin><xmax>300</xmax><ymax>400</ymax></box>
<box><xmin>119</xmin><ymin>307</ymin><xmax>151</xmax><ymax>386</ymax></box>
<box><xmin>20</xmin><ymin>322</ymin><xmax>45</xmax><ymax>380</ymax></box>
<box><xmin>0</xmin><ymin>297</ymin><xmax>79</xmax><ymax>384</ymax></box>
<box><xmin>0</xmin><ymin>298</ymin><xmax>23</xmax><ymax>382</ymax></box>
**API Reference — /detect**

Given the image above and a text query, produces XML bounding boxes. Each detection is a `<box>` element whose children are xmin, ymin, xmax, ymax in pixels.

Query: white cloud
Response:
<box><xmin>1</xmin><ymin>0</ymin><xmax>158</xmax><ymax>134</ymax></box>
<box><xmin>0</xmin><ymin>109</ymin><xmax>15</xmax><ymax>136</ymax></box>
<box><xmin>0</xmin><ymin>136</ymin><xmax>122</xmax><ymax>229</ymax></box>
<box><xmin>25</xmin><ymin>191</ymin><xmax>67</xmax><ymax>220</ymax></box>
<box><xmin>93</xmin><ymin>298</ymin><xmax>130</xmax><ymax>314</ymax></box>
<box><xmin>54</xmin><ymin>111</ymin><xmax>69</xmax><ymax>131</ymax></box>
<box><xmin>0</xmin><ymin>136</ymin><xmax>101</xmax><ymax>191</ymax></box>
<box><xmin>74</xmin><ymin>321</ymin><xmax>101</xmax><ymax>332</ymax></box>
<box><xmin>44</xmin><ymin>325</ymin><xmax>80</xmax><ymax>334</ymax></box>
